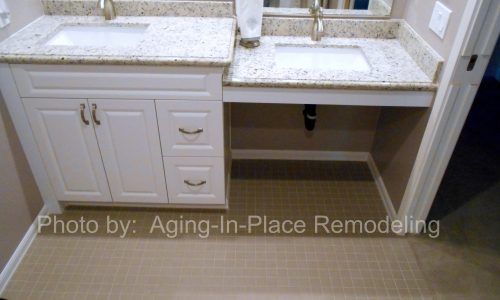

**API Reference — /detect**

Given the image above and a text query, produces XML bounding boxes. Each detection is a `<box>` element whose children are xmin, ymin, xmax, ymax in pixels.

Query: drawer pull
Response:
<box><xmin>179</xmin><ymin>128</ymin><xmax>204</xmax><ymax>135</ymax></box>
<box><xmin>184</xmin><ymin>180</ymin><xmax>207</xmax><ymax>187</ymax></box>
<box><xmin>80</xmin><ymin>104</ymin><xmax>89</xmax><ymax>125</ymax></box>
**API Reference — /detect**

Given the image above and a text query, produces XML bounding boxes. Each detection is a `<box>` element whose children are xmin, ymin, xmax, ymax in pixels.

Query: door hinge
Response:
<box><xmin>467</xmin><ymin>55</ymin><xmax>478</xmax><ymax>71</ymax></box>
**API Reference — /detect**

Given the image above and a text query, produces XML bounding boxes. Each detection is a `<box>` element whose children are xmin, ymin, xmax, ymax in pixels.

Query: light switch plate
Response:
<box><xmin>429</xmin><ymin>1</ymin><xmax>452</xmax><ymax>39</ymax></box>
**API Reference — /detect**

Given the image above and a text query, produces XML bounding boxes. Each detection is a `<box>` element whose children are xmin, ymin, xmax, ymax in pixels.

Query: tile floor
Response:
<box><xmin>2</xmin><ymin>160</ymin><xmax>436</xmax><ymax>299</ymax></box>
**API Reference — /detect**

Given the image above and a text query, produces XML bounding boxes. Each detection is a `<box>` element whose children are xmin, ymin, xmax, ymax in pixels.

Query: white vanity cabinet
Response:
<box><xmin>9</xmin><ymin>64</ymin><xmax>227</xmax><ymax>208</ymax></box>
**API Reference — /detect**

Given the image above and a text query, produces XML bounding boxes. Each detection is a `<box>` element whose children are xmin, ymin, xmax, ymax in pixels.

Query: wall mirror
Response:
<box><xmin>263</xmin><ymin>0</ymin><xmax>393</xmax><ymax>18</ymax></box>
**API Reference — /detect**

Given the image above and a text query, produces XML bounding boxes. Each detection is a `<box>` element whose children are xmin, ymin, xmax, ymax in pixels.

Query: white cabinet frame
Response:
<box><xmin>1</xmin><ymin>64</ymin><xmax>225</xmax><ymax>213</ymax></box>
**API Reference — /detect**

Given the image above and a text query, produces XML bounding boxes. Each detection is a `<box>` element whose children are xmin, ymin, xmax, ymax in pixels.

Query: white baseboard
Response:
<box><xmin>0</xmin><ymin>205</ymin><xmax>47</xmax><ymax>295</ymax></box>
<box><xmin>225</xmin><ymin>169</ymin><xmax>232</xmax><ymax>210</ymax></box>
<box><xmin>366</xmin><ymin>154</ymin><xmax>397</xmax><ymax>221</ymax></box>
<box><xmin>231</xmin><ymin>149</ymin><xmax>370</xmax><ymax>162</ymax></box>
<box><xmin>231</xmin><ymin>149</ymin><xmax>397</xmax><ymax>220</ymax></box>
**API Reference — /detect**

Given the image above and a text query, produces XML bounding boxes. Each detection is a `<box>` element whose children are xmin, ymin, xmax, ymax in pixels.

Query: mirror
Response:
<box><xmin>263</xmin><ymin>0</ymin><xmax>393</xmax><ymax>18</ymax></box>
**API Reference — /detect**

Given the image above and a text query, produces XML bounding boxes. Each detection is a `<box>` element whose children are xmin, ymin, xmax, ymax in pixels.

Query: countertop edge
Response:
<box><xmin>223</xmin><ymin>79</ymin><xmax>438</xmax><ymax>92</ymax></box>
<box><xmin>0</xmin><ymin>54</ymin><xmax>234</xmax><ymax>68</ymax></box>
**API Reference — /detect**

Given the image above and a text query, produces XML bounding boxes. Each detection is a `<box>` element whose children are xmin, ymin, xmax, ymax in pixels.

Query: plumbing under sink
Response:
<box><xmin>45</xmin><ymin>24</ymin><xmax>149</xmax><ymax>47</ymax></box>
<box><xmin>274</xmin><ymin>45</ymin><xmax>371</xmax><ymax>72</ymax></box>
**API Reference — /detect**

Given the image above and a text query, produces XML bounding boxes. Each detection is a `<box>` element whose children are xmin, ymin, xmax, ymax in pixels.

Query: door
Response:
<box><xmin>398</xmin><ymin>0</ymin><xmax>500</xmax><ymax>231</ymax></box>
<box><xmin>91</xmin><ymin>99</ymin><xmax>168</xmax><ymax>203</ymax></box>
<box><xmin>23</xmin><ymin>98</ymin><xmax>112</xmax><ymax>202</ymax></box>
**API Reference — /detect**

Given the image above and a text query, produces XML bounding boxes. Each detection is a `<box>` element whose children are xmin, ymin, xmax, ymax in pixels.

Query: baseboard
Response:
<box><xmin>0</xmin><ymin>205</ymin><xmax>48</xmax><ymax>295</ymax></box>
<box><xmin>366</xmin><ymin>154</ymin><xmax>397</xmax><ymax>221</ymax></box>
<box><xmin>225</xmin><ymin>166</ymin><xmax>232</xmax><ymax>210</ymax></box>
<box><xmin>231</xmin><ymin>149</ymin><xmax>370</xmax><ymax>162</ymax></box>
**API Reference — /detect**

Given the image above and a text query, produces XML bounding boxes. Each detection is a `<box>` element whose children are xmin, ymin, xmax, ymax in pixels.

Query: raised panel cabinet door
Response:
<box><xmin>22</xmin><ymin>98</ymin><xmax>112</xmax><ymax>202</ymax></box>
<box><xmin>92</xmin><ymin>99</ymin><xmax>168</xmax><ymax>203</ymax></box>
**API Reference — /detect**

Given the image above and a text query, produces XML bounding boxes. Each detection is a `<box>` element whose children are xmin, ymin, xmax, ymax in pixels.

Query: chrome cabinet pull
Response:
<box><xmin>184</xmin><ymin>180</ymin><xmax>207</xmax><ymax>187</ymax></box>
<box><xmin>80</xmin><ymin>104</ymin><xmax>89</xmax><ymax>125</ymax></box>
<box><xmin>91</xmin><ymin>104</ymin><xmax>101</xmax><ymax>125</ymax></box>
<box><xmin>179</xmin><ymin>128</ymin><xmax>204</xmax><ymax>135</ymax></box>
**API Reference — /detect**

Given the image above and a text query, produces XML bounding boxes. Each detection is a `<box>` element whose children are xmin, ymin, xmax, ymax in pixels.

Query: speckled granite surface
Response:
<box><xmin>262</xmin><ymin>18</ymin><xmax>399</xmax><ymax>38</ymax></box>
<box><xmin>224</xmin><ymin>18</ymin><xmax>443</xmax><ymax>91</ymax></box>
<box><xmin>0</xmin><ymin>16</ymin><xmax>236</xmax><ymax>67</ymax></box>
<box><xmin>42</xmin><ymin>0</ymin><xmax>234</xmax><ymax>18</ymax></box>
<box><xmin>397</xmin><ymin>21</ymin><xmax>443</xmax><ymax>82</ymax></box>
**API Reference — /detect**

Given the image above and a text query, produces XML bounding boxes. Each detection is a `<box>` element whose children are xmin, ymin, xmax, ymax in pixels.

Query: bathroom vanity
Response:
<box><xmin>0</xmin><ymin>13</ymin><xmax>236</xmax><ymax>210</ymax></box>
<box><xmin>0</xmin><ymin>0</ymin><xmax>443</xmax><ymax>218</ymax></box>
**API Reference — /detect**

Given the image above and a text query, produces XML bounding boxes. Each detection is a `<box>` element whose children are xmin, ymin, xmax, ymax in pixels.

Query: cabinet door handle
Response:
<box><xmin>179</xmin><ymin>128</ymin><xmax>204</xmax><ymax>135</ymax></box>
<box><xmin>80</xmin><ymin>104</ymin><xmax>89</xmax><ymax>125</ymax></box>
<box><xmin>91</xmin><ymin>104</ymin><xmax>101</xmax><ymax>125</ymax></box>
<box><xmin>184</xmin><ymin>180</ymin><xmax>207</xmax><ymax>187</ymax></box>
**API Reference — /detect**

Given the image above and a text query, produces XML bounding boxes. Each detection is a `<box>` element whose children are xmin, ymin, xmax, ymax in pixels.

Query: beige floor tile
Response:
<box><xmin>2</xmin><ymin>160</ymin><xmax>439</xmax><ymax>299</ymax></box>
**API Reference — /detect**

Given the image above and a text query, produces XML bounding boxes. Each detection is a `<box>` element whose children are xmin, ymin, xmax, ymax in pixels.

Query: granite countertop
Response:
<box><xmin>224</xmin><ymin>36</ymin><xmax>435</xmax><ymax>91</ymax></box>
<box><xmin>224</xmin><ymin>19</ymin><xmax>443</xmax><ymax>91</ymax></box>
<box><xmin>0</xmin><ymin>15</ymin><xmax>236</xmax><ymax>67</ymax></box>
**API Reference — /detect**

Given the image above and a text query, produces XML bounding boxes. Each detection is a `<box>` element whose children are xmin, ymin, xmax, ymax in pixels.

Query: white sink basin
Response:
<box><xmin>45</xmin><ymin>24</ymin><xmax>148</xmax><ymax>47</ymax></box>
<box><xmin>275</xmin><ymin>45</ymin><xmax>371</xmax><ymax>72</ymax></box>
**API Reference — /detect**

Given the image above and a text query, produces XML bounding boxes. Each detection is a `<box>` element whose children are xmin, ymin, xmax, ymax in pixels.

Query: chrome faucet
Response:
<box><xmin>97</xmin><ymin>0</ymin><xmax>116</xmax><ymax>20</ymax></box>
<box><xmin>309</xmin><ymin>0</ymin><xmax>324</xmax><ymax>41</ymax></box>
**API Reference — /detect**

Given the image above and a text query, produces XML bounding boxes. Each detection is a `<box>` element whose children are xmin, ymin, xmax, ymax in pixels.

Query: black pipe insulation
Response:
<box><xmin>303</xmin><ymin>104</ymin><xmax>317</xmax><ymax>131</ymax></box>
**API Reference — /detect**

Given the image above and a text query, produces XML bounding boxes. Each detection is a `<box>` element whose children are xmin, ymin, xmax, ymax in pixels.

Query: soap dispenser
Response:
<box><xmin>235</xmin><ymin>0</ymin><xmax>264</xmax><ymax>48</ymax></box>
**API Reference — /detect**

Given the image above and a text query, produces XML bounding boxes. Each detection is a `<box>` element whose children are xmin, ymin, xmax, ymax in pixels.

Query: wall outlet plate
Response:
<box><xmin>429</xmin><ymin>1</ymin><xmax>452</xmax><ymax>39</ymax></box>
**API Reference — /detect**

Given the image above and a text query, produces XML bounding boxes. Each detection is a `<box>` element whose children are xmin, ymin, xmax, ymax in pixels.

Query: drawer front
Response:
<box><xmin>157</xmin><ymin>101</ymin><xmax>223</xmax><ymax>157</ymax></box>
<box><xmin>164</xmin><ymin>157</ymin><xmax>225</xmax><ymax>205</ymax></box>
<box><xmin>11</xmin><ymin>64</ymin><xmax>222</xmax><ymax>100</ymax></box>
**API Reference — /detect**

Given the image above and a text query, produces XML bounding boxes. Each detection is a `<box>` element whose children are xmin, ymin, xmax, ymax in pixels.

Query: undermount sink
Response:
<box><xmin>45</xmin><ymin>24</ymin><xmax>149</xmax><ymax>47</ymax></box>
<box><xmin>275</xmin><ymin>45</ymin><xmax>371</xmax><ymax>72</ymax></box>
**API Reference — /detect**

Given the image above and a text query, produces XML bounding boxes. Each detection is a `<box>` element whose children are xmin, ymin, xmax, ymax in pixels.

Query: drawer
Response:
<box><xmin>164</xmin><ymin>157</ymin><xmax>225</xmax><ymax>205</ymax></box>
<box><xmin>11</xmin><ymin>64</ymin><xmax>222</xmax><ymax>100</ymax></box>
<box><xmin>156</xmin><ymin>101</ymin><xmax>223</xmax><ymax>157</ymax></box>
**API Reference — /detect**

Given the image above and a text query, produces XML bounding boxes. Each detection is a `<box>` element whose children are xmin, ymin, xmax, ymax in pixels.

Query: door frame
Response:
<box><xmin>397</xmin><ymin>0</ymin><xmax>500</xmax><ymax>232</ymax></box>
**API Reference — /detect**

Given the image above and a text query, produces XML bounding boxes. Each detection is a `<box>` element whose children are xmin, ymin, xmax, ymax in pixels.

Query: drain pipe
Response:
<box><xmin>303</xmin><ymin>104</ymin><xmax>317</xmax><ymax>131</ymax></box>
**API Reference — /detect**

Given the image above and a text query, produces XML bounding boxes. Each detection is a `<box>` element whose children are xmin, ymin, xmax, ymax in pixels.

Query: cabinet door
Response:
<box><xmin>91</xmin><ymin>99</ymin><xmax>168</xmax><ymax>203</ymax></box>
<box><xmin>23</xmin><ymin>98</ymin><xmax>112</xmax><ymax>202</ymax></box>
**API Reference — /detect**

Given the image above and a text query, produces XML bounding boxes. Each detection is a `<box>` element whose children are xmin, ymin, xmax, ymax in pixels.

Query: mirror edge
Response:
<box><xmin>262</xmin><ymin>0</ymin><xmax>392</xmax><ymax>19</ymax></box>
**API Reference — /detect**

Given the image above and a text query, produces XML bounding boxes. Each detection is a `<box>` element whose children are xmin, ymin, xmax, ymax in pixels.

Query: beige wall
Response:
<box><xmin>231</xmin><ymin>104</ymin><xmax>380</xmax><ymax>152</ymax></box>
<box><xmin>371</xmin><ymin>107</ymin><xmax>430</xmax><ymax>210</ymax></box>
<box><xmin>393</xmin><ymin>0</ymin><xmax>467</xmax><ymax>59</ymax></box>
<box><xmin>0</xmin><ymin>0</ymin><xmax>44</xmax><ymax>272</ymax></box>
<box><xmin>390</xmin><ymin>0</ymin><xmax>406</xmax><ymax>18</ymax></box>
<box><xmin>372</xmin><ymin>0</ymin><xmax>468</xmax><ymax>212</ymax></box>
